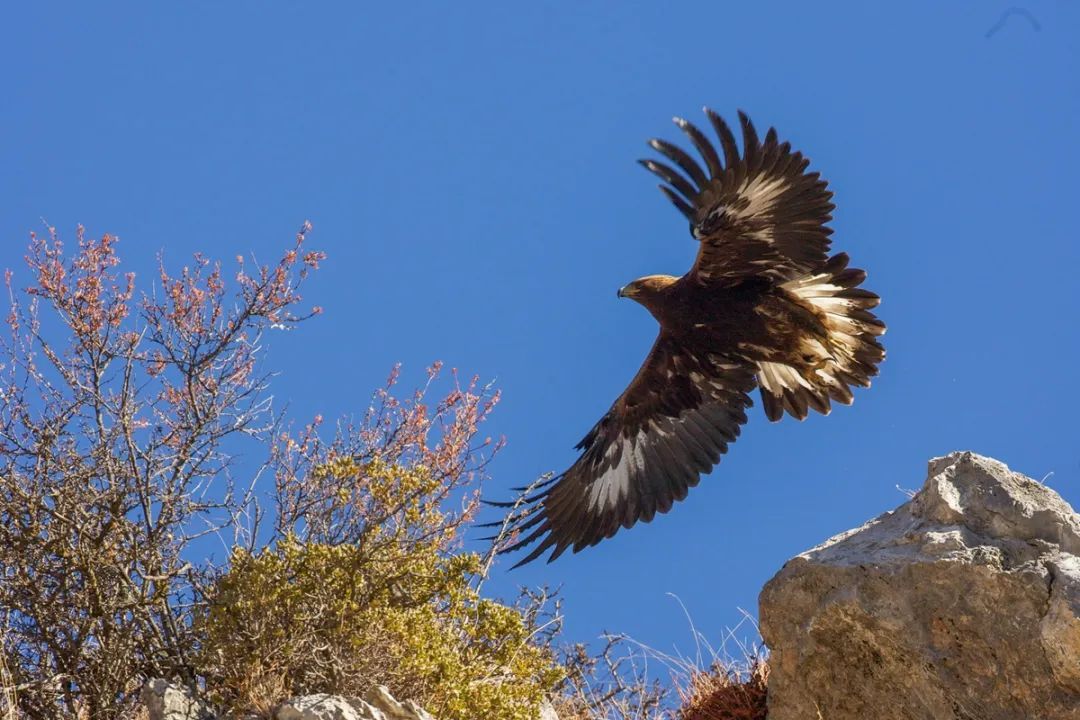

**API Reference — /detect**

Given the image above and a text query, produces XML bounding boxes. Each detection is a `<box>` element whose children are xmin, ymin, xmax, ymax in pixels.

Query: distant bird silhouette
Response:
<box><xmin>985</xmin><ymin>7</ymin><xmax>1041</xmax><ymax>38</ymax></box>
<box><xmin>493</xmin><ymin>110</ymin><xmax>885</xmax><ymax>566</ymax></box>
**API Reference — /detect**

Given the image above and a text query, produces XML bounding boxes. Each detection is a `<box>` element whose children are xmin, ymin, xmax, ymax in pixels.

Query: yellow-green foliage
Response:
<box><xmin>199</xmin><ymin>459</ymin><xmax>563</xmax><ymax>719</ymax></box>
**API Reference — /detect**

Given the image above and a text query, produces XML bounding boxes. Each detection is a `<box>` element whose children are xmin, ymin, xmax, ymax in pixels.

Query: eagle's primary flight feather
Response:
<box><xmin>497</xmin><ymin>110</ymin><xmax>885</xmax><ymax>567</ymax></box>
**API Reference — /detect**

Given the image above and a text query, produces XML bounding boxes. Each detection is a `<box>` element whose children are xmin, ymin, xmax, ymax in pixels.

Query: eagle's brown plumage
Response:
<box><xmin>495</xmin><ymin>110</ymin><xmax>885</xmax><ymax>567</ymax></box>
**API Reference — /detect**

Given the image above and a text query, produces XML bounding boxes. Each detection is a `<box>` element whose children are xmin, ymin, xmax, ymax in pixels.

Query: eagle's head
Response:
<box><xmin>617</xmin><ymin>275</ymin><xmax>678</xmax><ymax>307</ymax></box>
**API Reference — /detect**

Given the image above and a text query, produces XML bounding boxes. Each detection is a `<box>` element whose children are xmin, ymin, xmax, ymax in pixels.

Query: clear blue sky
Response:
<box><xmin>3</xmin><ymin>2</ymin><xmax>1078</xmax><ymax>661</ymax></box>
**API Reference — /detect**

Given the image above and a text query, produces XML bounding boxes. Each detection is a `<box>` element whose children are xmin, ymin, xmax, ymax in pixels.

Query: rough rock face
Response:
<box><xmin>143</xmin><ymin>682</ymin><xmax>438</xmax><ymax>720</ymax></box>
<box><xmin>538</xmin><ymin>699</ymin><xmax>560</xmax><ymax>720</ymax></box>
<box><xmin>275</xmin><ymin>687</ymin><xmax>436</xmax><ymax>720</ymax></box>
<box><xmin>141</xmin><ymin>680</ymin><xmax>216</xmax><ymax>720</ymax></box>
<box><xmin>760</xmin><ymin>451</ymin><xmax>1080</xmax><ymax>720</ymax></box>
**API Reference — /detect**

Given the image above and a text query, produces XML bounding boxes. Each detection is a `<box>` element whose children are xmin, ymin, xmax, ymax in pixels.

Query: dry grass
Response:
<box><xmin>665</xmin><ymin>603</ymin><xmax>769</xmax><ymax>720</ymax></box>
<box><xmin>549</xmin><ymin>599</ymin><xmax>771</xmax><ymax>720</ymax></box>
<box><xmin>677</xmin><ymin>657</ymin><xmax>768</xmax><ymax>720</ymax></box>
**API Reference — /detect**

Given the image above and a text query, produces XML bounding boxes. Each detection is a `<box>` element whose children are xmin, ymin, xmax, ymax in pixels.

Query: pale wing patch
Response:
<box><xmin>758</xmin><ymin>361</ymin><xmax>814</xmax><ymax>392</ymax></box>
<box><xmin>584</xmin><ymin>360</ymin><xmax>748</xmax><ymax>514</ymax></box>
<box><xmin>641</xmin><ymin>110</ymin><xmax>835</xmax><ymax>284</ymax></box>
<box><xmin>696</xmin><ymin>174</ymin><xmax>791</xmax><ymax>242</ymax></box>
<box><xmin>756</xmin><ymin>254</ymin><xmax>885</xmax><ymax>422</ymax></box>
<box><xmin>741</xmin><ymin>173</ymin><xmax>790</xmax><ymax>216</ymax></box>
<box><xmin>490</xmin><ymin>348</ymin><xmax>758</xmax><ymax>566</ymax></box>
<box><xmin>587</xmin><ymin>429</ymin><xmax>646</xmax><ymax>512</ymax></box>
<box><xmin>782</xmin><ymin>267</ymin><xmax>886</xmax><ymax>370</ymax></box>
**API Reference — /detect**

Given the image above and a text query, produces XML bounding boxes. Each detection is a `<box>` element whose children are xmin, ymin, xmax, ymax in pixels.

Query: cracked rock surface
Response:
<box><xmin>273</xmin><ymin>687</ymin><xmax>435</xmax><ymax>720</ymax></box>
<box><xmin>760</xmin><ymin>451</ymin><xmax>1080</xmax><ymax>720</ymax></box>
<box><xmin>144</xmin><ymin>682</ymin><xmax>439</xmax><ymax>720</ymax></box>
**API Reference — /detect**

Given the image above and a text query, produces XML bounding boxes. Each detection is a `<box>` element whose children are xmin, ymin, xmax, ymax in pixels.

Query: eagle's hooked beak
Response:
<box><xmin>617</xmin><ymin>286</ymin><xmax>627</xmax><ymax>298</ymax></box>
<box><xmin>617</xmin><ymin>285</ymin><xmax>633</xmax><ymax>299</ymax></box>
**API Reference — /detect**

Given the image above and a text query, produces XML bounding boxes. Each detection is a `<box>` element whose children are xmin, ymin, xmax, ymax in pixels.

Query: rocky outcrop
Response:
<box><xmin>141</xmin><ymin>680</ymin><xmax>216</xmax><ymax>720</ymax></box>
<box><xmin>275</xmin><ymin>687</ymin><xmax>436</xmax><ymax>720</ymax></box>
<box><xmin>143</xmin><ymin>682</ymin><xmax>437</xmax><ymax>720</ymax></box>
<box><xmin>760</xmin><ymin>451</ymin><xmax>1080</xmax><ymax>720</ymax></box>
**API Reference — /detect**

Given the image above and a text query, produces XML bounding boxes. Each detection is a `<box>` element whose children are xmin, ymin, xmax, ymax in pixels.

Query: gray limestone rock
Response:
<box><xmin>142</xmin><ymin>681</ymin><xmax>440</xmax><ymax>720</ymax></box>
<box><xmin>141</xmin><ymin>679</ymin><xmax>217</xmax><ymax>720</ymax></box>
<box><xmin>273</xmin><ymin>694</ymin><xmax>371</xmax><ymax>720</ymax></box>
<box><xmin>273</xmin><ymin>686</ymin><xmax>436</xmax><ymax>720</ymax></box>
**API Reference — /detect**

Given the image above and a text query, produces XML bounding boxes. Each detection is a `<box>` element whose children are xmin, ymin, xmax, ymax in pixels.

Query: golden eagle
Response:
<box><xmin>496</xmin><ymin>110</ymin><xmax>885</xmax><ymax>566</ymax></box>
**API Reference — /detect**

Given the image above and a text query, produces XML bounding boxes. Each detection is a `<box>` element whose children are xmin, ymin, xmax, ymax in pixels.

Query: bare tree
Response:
<box><xmin>0</xmin><ymin>225</ymin><xmax>323</xmax><ymax>718</ymax></box>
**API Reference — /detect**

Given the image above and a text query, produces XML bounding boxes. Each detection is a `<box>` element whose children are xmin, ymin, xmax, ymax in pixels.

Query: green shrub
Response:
<box><xmin>198</xmin><ymin>459</ymin><xmax>564</xmax><ymax>719</ymax></box>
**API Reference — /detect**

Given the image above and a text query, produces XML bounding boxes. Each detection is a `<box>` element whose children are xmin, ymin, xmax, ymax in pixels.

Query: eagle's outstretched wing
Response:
<box><xmin>640</xmin><ymin>109</ymin><xmax>834</xmax><ymax>285</ymax></box>
<box><xmin>496</xmin><ymin>335</ymin><xmax>757</xmax><ymax>567</ymax></box>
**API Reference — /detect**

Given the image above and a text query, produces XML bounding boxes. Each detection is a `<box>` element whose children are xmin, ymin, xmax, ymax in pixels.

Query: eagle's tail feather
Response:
<box><xmin>758</xmin><ymin>253</ymin><xmax>885</xmax><ymax>421</ymax></box>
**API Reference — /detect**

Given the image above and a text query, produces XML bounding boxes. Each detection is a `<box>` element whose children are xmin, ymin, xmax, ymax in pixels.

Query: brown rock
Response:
<box><xmin>760</xmin><ymin>452</ymin><xmax>1080</xmax><ymax>720</ymax></box>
